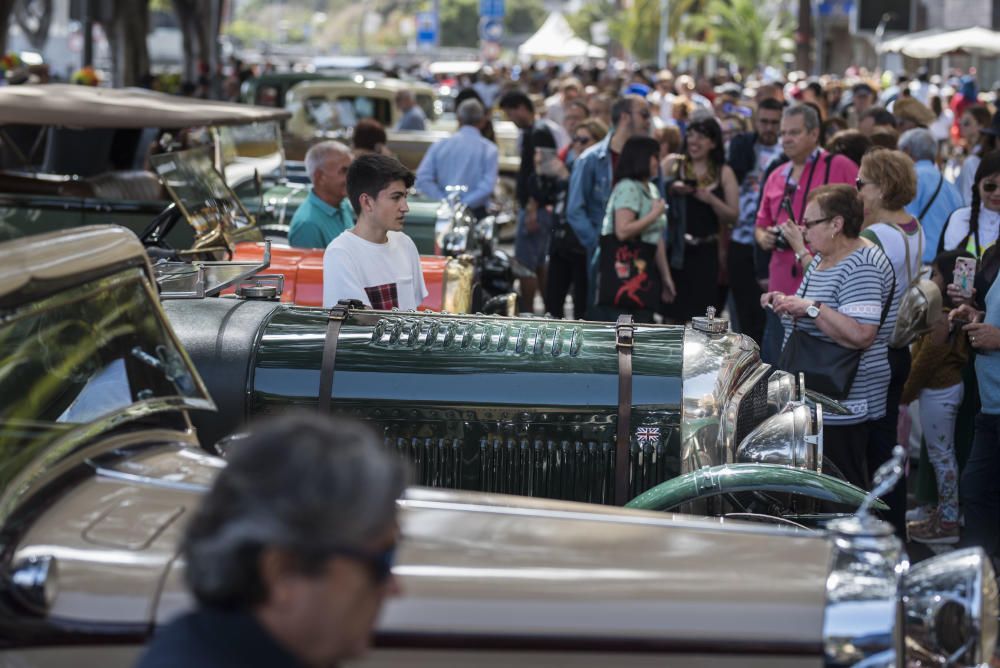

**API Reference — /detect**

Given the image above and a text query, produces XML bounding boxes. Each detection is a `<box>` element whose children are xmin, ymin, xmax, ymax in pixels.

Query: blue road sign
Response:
<box><xmin>416</xmin><ymin>11</ymin><xmax>437</xmax><ymax>48</ymax></box>
<box><xmin>479</xmin><ymin>17</ymin><xmax>504</xmax><ymax>42</ymax></box>
<box><xmin>479</xmin><ymin>0</ymin><xmax>505</xmax><ymax>18</ymax></box>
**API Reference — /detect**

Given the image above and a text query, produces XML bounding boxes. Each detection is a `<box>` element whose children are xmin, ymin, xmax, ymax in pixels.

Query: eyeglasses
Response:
<box><xmin>802</xmin><ymin>216</ymin><xmax>833</xmax><ymax>229</ymax></box>
<box><xmin>855</xmin><ymin>178</ymin><xmax>870</xmax><ymax>191</ymax></box>
<box><xmin>328</xmin><ymin>543</ymin><xmax>398</xmax><ymax>584</ymax></box>
<box><xmin>629</xmin><ymin>108</ymin><xmax>651</xmax><ymax>119</ymax></box>
<box><xmin>573</xmin><ymin>135</ymin><xmax>592</xmax><ymax>144</ymax></box>
<box><xmin>982</xmin><ymin>182</ymin><xmax>999</xmax><ymax>193</ymax></box>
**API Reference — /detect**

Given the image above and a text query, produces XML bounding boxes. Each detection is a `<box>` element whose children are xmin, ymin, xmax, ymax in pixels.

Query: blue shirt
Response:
<box><xmin>396</xmin><ymin>105</ymin><xmax>427</xmax><ymax>131</ymax></box>
<box><xmin>566</xmin><ymin>132</ymin><xmax>614</xmax><ymax>257</ymax></box>
<box><xmin>977</xmin><ymin>277</ymin><xmax>1000</xmax><ymax>414</ymax></box>
<box><xmin>288</xmin><ymin>189</ymin><xmax>355</xmax><ymax>249</ymax></box>
<box><xmin>905</xmin><ymin>160</ymin><xmax>964</xmax><ymax>264</ymax></box>
<box><xmin>414</xmin><ymin>126</ymin><xmax>499</xmax><ymax>209</ymax></box>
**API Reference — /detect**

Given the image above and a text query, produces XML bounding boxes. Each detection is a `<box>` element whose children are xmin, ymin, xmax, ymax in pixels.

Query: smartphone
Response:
<box><xmin>954</xmin><ymin>257</ymin><xmax>977</xmax><ymax>298</ymax></box>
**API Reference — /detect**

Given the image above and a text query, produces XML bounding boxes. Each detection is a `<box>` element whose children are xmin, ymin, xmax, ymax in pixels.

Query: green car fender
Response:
<box><xmin>626</xmin><ymin>463</ymin><xmax>888</xmax><ymax>512</ymax></box>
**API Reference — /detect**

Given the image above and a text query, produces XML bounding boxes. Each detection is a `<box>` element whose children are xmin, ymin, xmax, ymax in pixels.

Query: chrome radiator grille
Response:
<box><xmin>385</xmin><ymin>434</ymin><xmax>677</xmax><ymax>505</ymax></box>
<box><xmin>734</xmin><ymin>372</ymin><xmax>770</xmax><ymax>447</ymax></box>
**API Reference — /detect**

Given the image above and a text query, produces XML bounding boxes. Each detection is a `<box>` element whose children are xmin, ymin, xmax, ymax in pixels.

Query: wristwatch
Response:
<box><xmin>806</xmin><ymin>301</ymin><xmax>821</xmax><ymax>319</ymax></box>
<box><xmin>795</xmin><ymin>249</ymin><xmax>810</xmax><ymax>264</ymax></box>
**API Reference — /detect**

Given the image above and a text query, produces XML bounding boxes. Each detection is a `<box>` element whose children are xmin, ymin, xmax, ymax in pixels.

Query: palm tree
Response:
<box><xmin>682</xmin><ymin>0</ymin><xmax>794</xmax><ymax>70</ymax></box>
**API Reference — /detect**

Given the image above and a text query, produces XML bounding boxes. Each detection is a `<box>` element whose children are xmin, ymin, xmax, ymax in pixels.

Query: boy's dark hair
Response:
<box><xmin>613</xmin><ymin>135</ymin><xmax>661</xmax><ymax>183</ymax></box>
<box><xmin>346</xmin><ymin>154</ymin><xmax>415</xmax><ymax>215</ymax></box>
<box><xmin>498</xmin><ymin>89</ymin><xmax>533</xmax><ymax>112</ymax></box>
<box><xmin>933</xmin><ymin>250</ymin><xmax>976</xmax><ymax>308</ymax></box>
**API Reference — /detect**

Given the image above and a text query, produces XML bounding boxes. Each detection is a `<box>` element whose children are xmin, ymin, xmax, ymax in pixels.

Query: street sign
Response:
<box><xmin>479</xmin><ymin>17</ymin><xmax>504</xmax><ymax>42</ymax></box>
<box><xmin>479</xmin><ymin>0</ymin><xmax>505</xmax><ymax>18</ymax></box>
<box><xmin>416</xmin><ymin>11</ymin><xmax>437</xmax><ymax>49</ymax></box>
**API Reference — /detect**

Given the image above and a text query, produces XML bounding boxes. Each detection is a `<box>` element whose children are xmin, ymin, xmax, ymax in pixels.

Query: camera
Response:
<box><xmin>773</xmin><ymin>227</ymin><xmax>791</xmax><ymax>250</ymax></box>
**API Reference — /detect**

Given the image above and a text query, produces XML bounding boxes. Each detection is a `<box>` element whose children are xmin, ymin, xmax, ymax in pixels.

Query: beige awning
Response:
<box><xmin>878</xmin><ymin>27</ymin><xmax>1000</xmax><ymax>58</ymax></box>
<box><xmin>0</xmin><ymin>84</ymin><xmax>291</xmax><ymax>129</ymax></box>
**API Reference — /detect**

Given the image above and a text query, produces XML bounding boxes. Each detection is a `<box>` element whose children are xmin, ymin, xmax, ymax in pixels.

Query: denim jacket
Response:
<box><xmin>566</xmin><ymin>132</ymin><xmax>614</xmax><ymax>258</ymax></box>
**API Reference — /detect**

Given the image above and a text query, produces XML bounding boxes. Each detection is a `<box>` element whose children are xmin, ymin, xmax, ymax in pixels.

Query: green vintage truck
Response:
<box><xmin>0</xmin><ymin>83</ymin><xmax>445</xmax><ymax>254</ymax></box>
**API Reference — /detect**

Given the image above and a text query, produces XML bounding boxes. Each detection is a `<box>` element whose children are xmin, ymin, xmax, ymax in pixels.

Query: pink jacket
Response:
<box><xmin>755</xmin><ymin>151</ymin><xmax>859</xmax><ymax>295</ymax></box>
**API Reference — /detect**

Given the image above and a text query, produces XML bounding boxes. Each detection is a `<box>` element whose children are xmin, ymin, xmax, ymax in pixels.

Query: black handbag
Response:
<box><xmin>777</xmin><ymin>266</ymin><xmax>892</xmax><ymax>399</ymax></box>
<box><xmin>596</xmin><ymin>234</ymin><xmax>660</xmax><ymax>311</ymax></box>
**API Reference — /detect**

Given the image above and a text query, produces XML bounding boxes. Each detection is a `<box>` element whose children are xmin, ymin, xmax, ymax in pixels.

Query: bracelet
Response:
<box><xmin>795</xmin><ymin>250</ymin><xmax>810</xmax><ymax>264</ymax></box>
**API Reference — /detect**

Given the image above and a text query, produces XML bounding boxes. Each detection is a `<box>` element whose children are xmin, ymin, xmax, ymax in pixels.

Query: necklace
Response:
<box><xmin>683</xmin><ymin>156</ymin><xmax>718</xmax><ymax>189</ymax></box>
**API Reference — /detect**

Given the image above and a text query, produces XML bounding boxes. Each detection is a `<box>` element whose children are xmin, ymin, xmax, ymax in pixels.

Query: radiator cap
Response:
<box><xmin>691</xmin><ymin>306</ymin><xmax>729</xmax><ymax>334</ymax></box>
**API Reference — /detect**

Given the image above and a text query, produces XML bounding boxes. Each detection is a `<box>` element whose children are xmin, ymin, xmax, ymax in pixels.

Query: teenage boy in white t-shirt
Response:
<box><xmin>323</xmin><ymin>154</ymin><xmax>428</xmax><ymax>309</ymax></box>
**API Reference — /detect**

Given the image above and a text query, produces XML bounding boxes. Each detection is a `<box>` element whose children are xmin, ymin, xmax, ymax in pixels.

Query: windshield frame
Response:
<box><xmin>0</xmin><ymin>267</ymin><xmax>215</xmax><ymax>525</ymax></box>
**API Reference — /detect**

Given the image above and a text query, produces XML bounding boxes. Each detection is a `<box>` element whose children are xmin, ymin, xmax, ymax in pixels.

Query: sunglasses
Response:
<box><xmin>855</xmin><ymin>178</ymin><xmax>870</xmax><ymax>191</ymax></box>
<box><xmin>982</xmin><ymin>182</ymin><xmax>999</xmax><ymax>193</ymax></box>
<box><xmin>573</xmin><ymin>135</ymin><xmax>592</xmax><ymax>144</ymax></box>
<box><xmin>329</xmin><ymin>543</ymin><xmax>397</xmax><ymax>584</ymax></box>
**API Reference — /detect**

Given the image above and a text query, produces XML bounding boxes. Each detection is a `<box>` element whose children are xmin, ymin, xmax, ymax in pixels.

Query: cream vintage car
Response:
<box><xmin>0</xmin><ymin>226</ymin><xmax>997</xmax><ymax>667</ymax></box>
<box><xmin>281</xmin><ymin>75</ymin><xmax>521</xmax><ymax>175</ymax></box>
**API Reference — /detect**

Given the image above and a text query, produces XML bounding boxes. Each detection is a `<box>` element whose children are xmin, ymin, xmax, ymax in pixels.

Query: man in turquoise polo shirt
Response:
<box><xmin>289</xmin><ymin>141</ymin><xmax>355</xmax><ymax>248</ymax></box>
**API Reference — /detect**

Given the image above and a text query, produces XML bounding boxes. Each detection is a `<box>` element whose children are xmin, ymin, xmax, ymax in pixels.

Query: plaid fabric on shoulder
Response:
<box><xmin>364</xmin><ymin>282</ymin><xmax>399</xmax><ymax>310</ymax></box>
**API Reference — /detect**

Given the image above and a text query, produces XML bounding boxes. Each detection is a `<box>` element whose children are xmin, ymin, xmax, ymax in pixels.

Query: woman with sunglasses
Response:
<box><xmin>941</xmin><ymin>151</ymin><xmax>1000</xmax><ymax>259</ymax></box>
<box><xmin>957</xmin><ymin>106</ymin><xmax>996</xmax><ymax>206</ymax></box>
<box><xmin>762</xmin><ymin>185</ymin><xmax>893</xmax><ymax>491</ymax></box>
<box><xmin>544</xmin><ymin>118</ymin><xmax>608</xmax><ymax>318</ymax></box>
<box><xmin>661</xmin><ymin>116</ymin><xmax>739</xmax><ymax>323</ymax></box>
<box><xmin>855</xmin><ymin>148</ymin><xmax>921</xmax><ymax>535</ymax></box>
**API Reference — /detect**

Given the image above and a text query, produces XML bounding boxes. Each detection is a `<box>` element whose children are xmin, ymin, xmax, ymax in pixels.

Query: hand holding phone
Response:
<box><xmin>954</xmin><ymin>257</ymin><xmax>977</xmax><ymax>299</ymax></box>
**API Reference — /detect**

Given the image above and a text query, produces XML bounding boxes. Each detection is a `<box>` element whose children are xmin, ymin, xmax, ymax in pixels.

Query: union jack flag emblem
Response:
<box><xmin>635</xmin><ymin>427</ymin><xmax>660</xmax><ymax>446</ymax></box>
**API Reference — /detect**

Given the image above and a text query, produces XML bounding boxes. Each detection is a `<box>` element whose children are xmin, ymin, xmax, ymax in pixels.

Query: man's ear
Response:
<box><xmin>258</xmin><ymin>547</ymin><xmax>297</xmax><ymax>607</ymax></box>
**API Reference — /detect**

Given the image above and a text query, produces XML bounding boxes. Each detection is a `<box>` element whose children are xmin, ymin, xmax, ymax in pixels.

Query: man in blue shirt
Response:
<box><xmin>415</xmin><ymin>99</ymin><xmax>498</xmax><ymax>217</ymax></box>
<box><xmin>898</xmin><ymin>128</ymin><xmax>964</xmax><ymax>263</ymax></box>
<box><xmin>288</xmin><ymin>141</ymin><xmax>355</xmax><ymax>249</ymax></box>
<box><xmin>394</xmin><ymin>89</ymin><xmax>427</xmax><ymax>131</ymax></box>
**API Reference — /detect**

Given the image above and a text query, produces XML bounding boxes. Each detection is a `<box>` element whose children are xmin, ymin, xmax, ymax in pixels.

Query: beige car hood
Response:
<box><xmin>156</xmin><ymin>488</ymin><xmax>832</xmax><ymax>649</ymax></box>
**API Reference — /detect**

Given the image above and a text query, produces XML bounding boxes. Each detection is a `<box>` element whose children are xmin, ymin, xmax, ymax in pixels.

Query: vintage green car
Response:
<box><xmin>0</xmin><ymin>226</ymin><xmax>995</xmax><ymax>668</ymax></box>
<box><xmin>0</xmin><ymin>83</ymin><xmax>446</xmax><ymax>255</ymax></box>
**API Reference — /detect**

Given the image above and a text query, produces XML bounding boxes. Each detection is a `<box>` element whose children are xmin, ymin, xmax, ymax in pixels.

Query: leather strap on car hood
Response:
<box><xmin>614</xmin><ymin>315</ymin><xmax>635</xmax><ymax>505</ymax></box>
<box><xmin>318</xmin><ymin>300</ymin><xmax>358</xmax><ymax>414</ymax></box>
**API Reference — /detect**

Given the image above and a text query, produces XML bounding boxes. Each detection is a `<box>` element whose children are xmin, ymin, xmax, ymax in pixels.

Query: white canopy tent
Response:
<box><xmin>878</xmin><ymin>26</ymin><xmax>1000</xmax><ymax>58</ymax></box>
<box><xmin>517</xmin><ymin>13</ymin><xmax>606</xmax><ymax>61</ymax></box>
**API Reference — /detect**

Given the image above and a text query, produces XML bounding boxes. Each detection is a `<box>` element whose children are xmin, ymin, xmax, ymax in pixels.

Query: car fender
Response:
<box><xmin>626</xmin><ymin>463</ymin><xmax>888</xmax><ymax>512</ymax></box>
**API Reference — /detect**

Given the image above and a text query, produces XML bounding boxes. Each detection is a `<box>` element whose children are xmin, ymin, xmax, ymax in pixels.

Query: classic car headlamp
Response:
<box><xmin>735</xmin><ymin>403</ymin><xmax>820</xmax><ymax>472</ymax></box>
<box><xmin>902</xmin><ymin>547</ymin><xmax>998</xmax><ymax>667</ymax></box>
<box><xmin>766</xmin><ymin>370</ymin><xmax>797</xmax><ymax>416</ymax></box>
<box><xmin>8</xmin><ymin>554</ymin><xmax>58</xmax><ymax>616</ymax></box>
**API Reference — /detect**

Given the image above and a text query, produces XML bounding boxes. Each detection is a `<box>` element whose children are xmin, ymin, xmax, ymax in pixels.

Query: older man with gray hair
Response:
<box><xmin>415</xmin><ymin>98</ymin><xmax>498</xmax><ymax>217</ymax></box>
<box><xmin>135</xmin><ymin>413</ymin><xmax>408</xmax><ymax>668</ymax></box>
<box><xmin>899</xmin><ymin>127</ymin><xmax>963</xmax><ymax>262</ymax></box>
<box><xmin>289</xmin><ymin>140</ymin><xmax>355</xmax><ymax>249</ymax></box>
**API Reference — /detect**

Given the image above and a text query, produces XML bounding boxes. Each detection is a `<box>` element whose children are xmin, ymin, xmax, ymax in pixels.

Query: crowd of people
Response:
<box><xmin>440</xmin><ymin>65</ymin><xmax>1000</xmax><ymax>554</ymax></box>
<box><xmin>283</xmin><ymin>59</ymin><xmax>1000</xmax><ymax>556</ymax></box>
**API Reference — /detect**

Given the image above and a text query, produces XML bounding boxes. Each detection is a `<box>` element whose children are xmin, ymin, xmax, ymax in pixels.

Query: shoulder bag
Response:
<box><xmin>596</xmin><ymin>182</ymin><xmax>662</xmax><ymax>311</ymax></box>
<box><xmin>777</xmin><ymin>262</ymin><xmax>893</xmax><ymax>399</ymax></box>
<box><xmin>886</xmin><ymin>222</ymin><xmax>942</xmax><ymax>348</ymax></box>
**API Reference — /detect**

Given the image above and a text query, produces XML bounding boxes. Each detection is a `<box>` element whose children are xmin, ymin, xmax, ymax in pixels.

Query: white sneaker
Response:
<box><xmin>906</xmin><ymin>505</ymin><xmax>935</xmax><ymax>522</ymax></box>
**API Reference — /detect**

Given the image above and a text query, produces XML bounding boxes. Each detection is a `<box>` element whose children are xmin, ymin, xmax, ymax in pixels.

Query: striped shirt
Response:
<box><xmin>782</xmin><ymin>246</ymin><xmax>895</xmax><ymax>424</ymax></box>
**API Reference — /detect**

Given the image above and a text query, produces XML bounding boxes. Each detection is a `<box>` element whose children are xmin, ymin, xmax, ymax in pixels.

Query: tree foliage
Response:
<box><xmin>439</xmin><ymin>0</ymin><xmax>545</xmax><ymax>48</ymax></box>
<box><xmin>682</xmin><ymin>0</ymin><xmax>794</xmax><ymax>68</ymax></box>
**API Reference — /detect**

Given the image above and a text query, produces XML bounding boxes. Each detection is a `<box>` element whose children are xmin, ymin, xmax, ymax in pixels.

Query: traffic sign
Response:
<box><xmin>479</xmin><ymin>0</ymin><xmax>504</xmax><ymax>18</ymax></box>
<box><xmin>479</xmin><ymin>17</ymin><xmax>503</xmax><ymax>42</ymax></box>
<box><xmin>416</xmin><ymin>11</ymin><xmax>437</xmax><ymax>49</ymax></box>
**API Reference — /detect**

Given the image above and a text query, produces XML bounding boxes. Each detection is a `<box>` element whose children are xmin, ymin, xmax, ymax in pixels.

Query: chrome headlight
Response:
<box><xmin>902</xmin><ymin>547</ymin><xmax>998</xmax><ymax>667</ymax></box>
<box><xmin>735</xmin><ymin>403</ymin><xmax>822</xmax><ymax>472</ymax></box>
<box><xmin>767</xmin><ymin>369</ymin><xmax>797</xmax><ymax>416</ymax></box>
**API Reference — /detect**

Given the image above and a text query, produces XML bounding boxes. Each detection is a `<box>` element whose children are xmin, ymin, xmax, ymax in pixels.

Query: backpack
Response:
<box><xmin>887</xmin><ymin>222</ymin><xmax>942</xmax><ymax>348</ymax></box>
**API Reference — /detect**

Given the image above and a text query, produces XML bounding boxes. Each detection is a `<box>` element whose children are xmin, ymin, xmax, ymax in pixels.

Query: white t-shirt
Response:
<box><xmin>942</xmin><ymin>206</ymin><xmax>1000</xmax><ymax>256</ymax></box>
<box><xmin>323</xmin><ymin>230</ymin><xmax>428</xmax><ymax>310</ymax></box>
